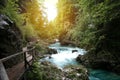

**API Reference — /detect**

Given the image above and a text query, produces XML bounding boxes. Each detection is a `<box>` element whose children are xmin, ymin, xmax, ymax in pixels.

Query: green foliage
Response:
<box><xmin>26</xmin><ymin>61</ymin><xmax>62</xmax><ymax>80</ymax></box>
<box><xmin>55</xmin><ymin>0</ymin><xmax>80</xmax><ymax>41</ymax></box>
<box><xmin>63</xmin><ymin>0</ymin><xmax>120</xmax><ymax>51</ymax></box>
<box><xmin>35</xmin><ymin>42</ymin><xmax>48</xmax><ymax>55</ymax></box>
<box><xmin>0</xmin><ymin>0</ymin><xmax>48</xmax><ymax>40</ymax></box>
<box><xmin>21</xmin><ymin>23</ymin><xmax>37</xmax><ymax>38</ymax></box>
<box><xmin>26</xmin><ymin>62</ymin><xmax>43</xmax><ymax>80</ymax></box>
<box><xmin>0</xmin><ymin>0</ymin><xmax>24</xmax><ymax>26</ymax></box>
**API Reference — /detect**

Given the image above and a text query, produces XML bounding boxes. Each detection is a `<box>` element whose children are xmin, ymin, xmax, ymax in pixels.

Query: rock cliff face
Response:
<box><xmin>0</xmin><ymin>14</ymin><xmax>23</xmax><ymax>67</ymax></box>
<box><xmin>0</xmin><ymin>0</ymin><xmax>6</xmax><ymax>7</ymax></box>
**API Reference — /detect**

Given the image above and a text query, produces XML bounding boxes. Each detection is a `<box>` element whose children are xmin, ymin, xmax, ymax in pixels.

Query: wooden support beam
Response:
<box><xmin>23</xmin><ymin>47</ymin><xmax>28</xmax><ymax>69</ymax></box>
<box><xmin>0</xmin><ymin>61</ymin><xmax>9</xmax><ymax>80</ymax></box>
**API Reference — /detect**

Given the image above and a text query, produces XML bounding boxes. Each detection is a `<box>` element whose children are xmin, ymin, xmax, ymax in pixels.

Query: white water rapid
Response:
<box><xmin>40</xmin><ymin>42</ymin><xmax>120</xmax><ymax>80</ymax></box>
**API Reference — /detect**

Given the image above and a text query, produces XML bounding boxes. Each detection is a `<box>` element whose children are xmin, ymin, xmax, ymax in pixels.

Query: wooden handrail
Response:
<box><xmin>0</xmin><ymin>46</ymin><xmax>35</xmax><ymax>62</ymax></box>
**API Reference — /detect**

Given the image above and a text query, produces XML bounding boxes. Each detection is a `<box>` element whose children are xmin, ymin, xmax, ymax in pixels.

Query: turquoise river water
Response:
<box><xmin>42</xmin><ymin>42</ymin><xmax>120</xmax><ymax>80</ymax></box>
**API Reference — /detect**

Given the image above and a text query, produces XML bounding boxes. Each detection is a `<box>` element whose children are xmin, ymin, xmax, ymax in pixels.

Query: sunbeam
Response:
<box><xmin>43</xmin><ymin>0</ymin><xmax>58</xmax><ymax>21</ymax></box>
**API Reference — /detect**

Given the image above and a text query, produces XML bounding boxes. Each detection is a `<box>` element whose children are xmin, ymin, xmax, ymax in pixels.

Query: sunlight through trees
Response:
<box><xmin>43</xmin><ymin>0</ymin><xmax>58</xmax><ymax>21</ymax></box>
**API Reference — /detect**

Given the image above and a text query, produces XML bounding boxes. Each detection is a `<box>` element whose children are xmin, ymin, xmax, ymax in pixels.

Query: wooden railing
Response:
<box><xmin>0</xmin><ymin>42</ymin><xmax>37</xmax><ymax>80</ymax></box>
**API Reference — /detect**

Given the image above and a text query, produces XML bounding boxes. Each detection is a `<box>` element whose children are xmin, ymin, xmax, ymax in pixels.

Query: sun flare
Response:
<box><xmin>44</xmin><ymin>0</ymin><xmax>58</xmax><ymax>21</ymax></box>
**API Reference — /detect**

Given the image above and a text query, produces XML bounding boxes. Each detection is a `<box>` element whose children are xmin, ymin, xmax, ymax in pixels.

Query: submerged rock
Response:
<box><xmin>72</xmin><ymin>50</ymin><xmax>78</xmax><ymax>53</ymax></box>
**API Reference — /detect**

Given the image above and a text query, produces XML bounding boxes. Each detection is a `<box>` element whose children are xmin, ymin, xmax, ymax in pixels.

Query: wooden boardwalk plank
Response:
<box><xmin>6</xmin><ymin>62</ymin><xmax>24</xmax><ymax>80</ymax></box>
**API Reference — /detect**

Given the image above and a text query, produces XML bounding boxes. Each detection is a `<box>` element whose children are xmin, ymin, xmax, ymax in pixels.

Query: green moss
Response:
<box><xmin>26</xmin><ymin>61</ymin><xmax>89</xmax><ymax>80</ymax></box>
<box><xmin>26</xmin><ymin>61</ymin><xmax>62</xmax><ymax>80</ymax></box>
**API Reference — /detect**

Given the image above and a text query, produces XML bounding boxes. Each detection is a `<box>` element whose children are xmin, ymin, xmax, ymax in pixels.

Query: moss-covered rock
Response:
<box><xmin>26</xmin><ymin>61</ymin><xmax>89</xmax><ymax>80</ymax></box>
<box><xmin>76</xmin><ymin>49</ymin><xmax>120</xmax><ymax>74</ymax></box>
<box><xmin>63</xmin><ymin>65</ymin><xmax>89</xmax><ymax>80</ymax></box>
<box><xmin>26</xmin><ymin>61</ymin><xmax>63</xmax><ymax>80</ymax></box>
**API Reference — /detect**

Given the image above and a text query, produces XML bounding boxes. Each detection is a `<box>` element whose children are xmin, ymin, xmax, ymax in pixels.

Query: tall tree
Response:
<box><xmin>55</xmin><ymin>0</ymin><xmax>79</xmax><ymax>41</ymax></box>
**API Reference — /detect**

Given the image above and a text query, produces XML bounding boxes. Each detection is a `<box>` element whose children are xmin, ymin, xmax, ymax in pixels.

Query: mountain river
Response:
<box><xmin>41</xmin><ymin>42</ymin><xmax>120</xmax><ymax>80</ymax></box>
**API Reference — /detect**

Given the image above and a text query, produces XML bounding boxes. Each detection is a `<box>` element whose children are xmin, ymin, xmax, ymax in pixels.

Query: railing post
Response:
<box><xmin>23</xmin><ymin>47</ymin><xmax>27</xmax><ymax>69</ymax></box>
<box><xmin>0</xmin><ymin>61</ymin><xmax>9</xmax><ymax>80</ymax></box>
<box><xmin>24</xmin><ymin>52</ymin><xmax>27</xmax><ymax>69</ymax></box>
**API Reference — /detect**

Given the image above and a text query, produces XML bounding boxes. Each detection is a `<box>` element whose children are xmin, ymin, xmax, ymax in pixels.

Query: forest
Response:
<box><xmin>0</xmin><ymin>0</ymin><xmax>120</xmax><ymax>80</ymax></box>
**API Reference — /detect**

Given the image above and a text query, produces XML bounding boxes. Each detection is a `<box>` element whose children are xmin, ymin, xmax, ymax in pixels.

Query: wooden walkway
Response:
<box><xmin>6</xmin><ymin>62</ymin><xmax>24</xmax><ymax>80</ymax></box>
<box><xmin>0</xmin><ymin>41</ymin><xmax>37</xmax><ymax>80</ymax></box>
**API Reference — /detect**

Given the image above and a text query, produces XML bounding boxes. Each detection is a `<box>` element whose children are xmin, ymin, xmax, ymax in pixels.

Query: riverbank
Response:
<box><xmin>26</xmin><ymin>61</ymin><xmax>89</xmax><ymax>80</ymax></box>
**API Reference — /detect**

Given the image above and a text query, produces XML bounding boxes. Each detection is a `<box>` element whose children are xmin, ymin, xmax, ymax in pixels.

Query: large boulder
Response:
<box><xmin>47</xmin><ymin>48</ymin><xmax>57</xmax><ymax>54</ymax></box>
<box><xmin>76</xmin><ymin>49</ymin><xmax>120</xmax><ymax>74</ymax></box>
<box><xmin>0</xmin><ymin>14</ymin><xmax>23</xmax><ymax>67</ymax></box>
